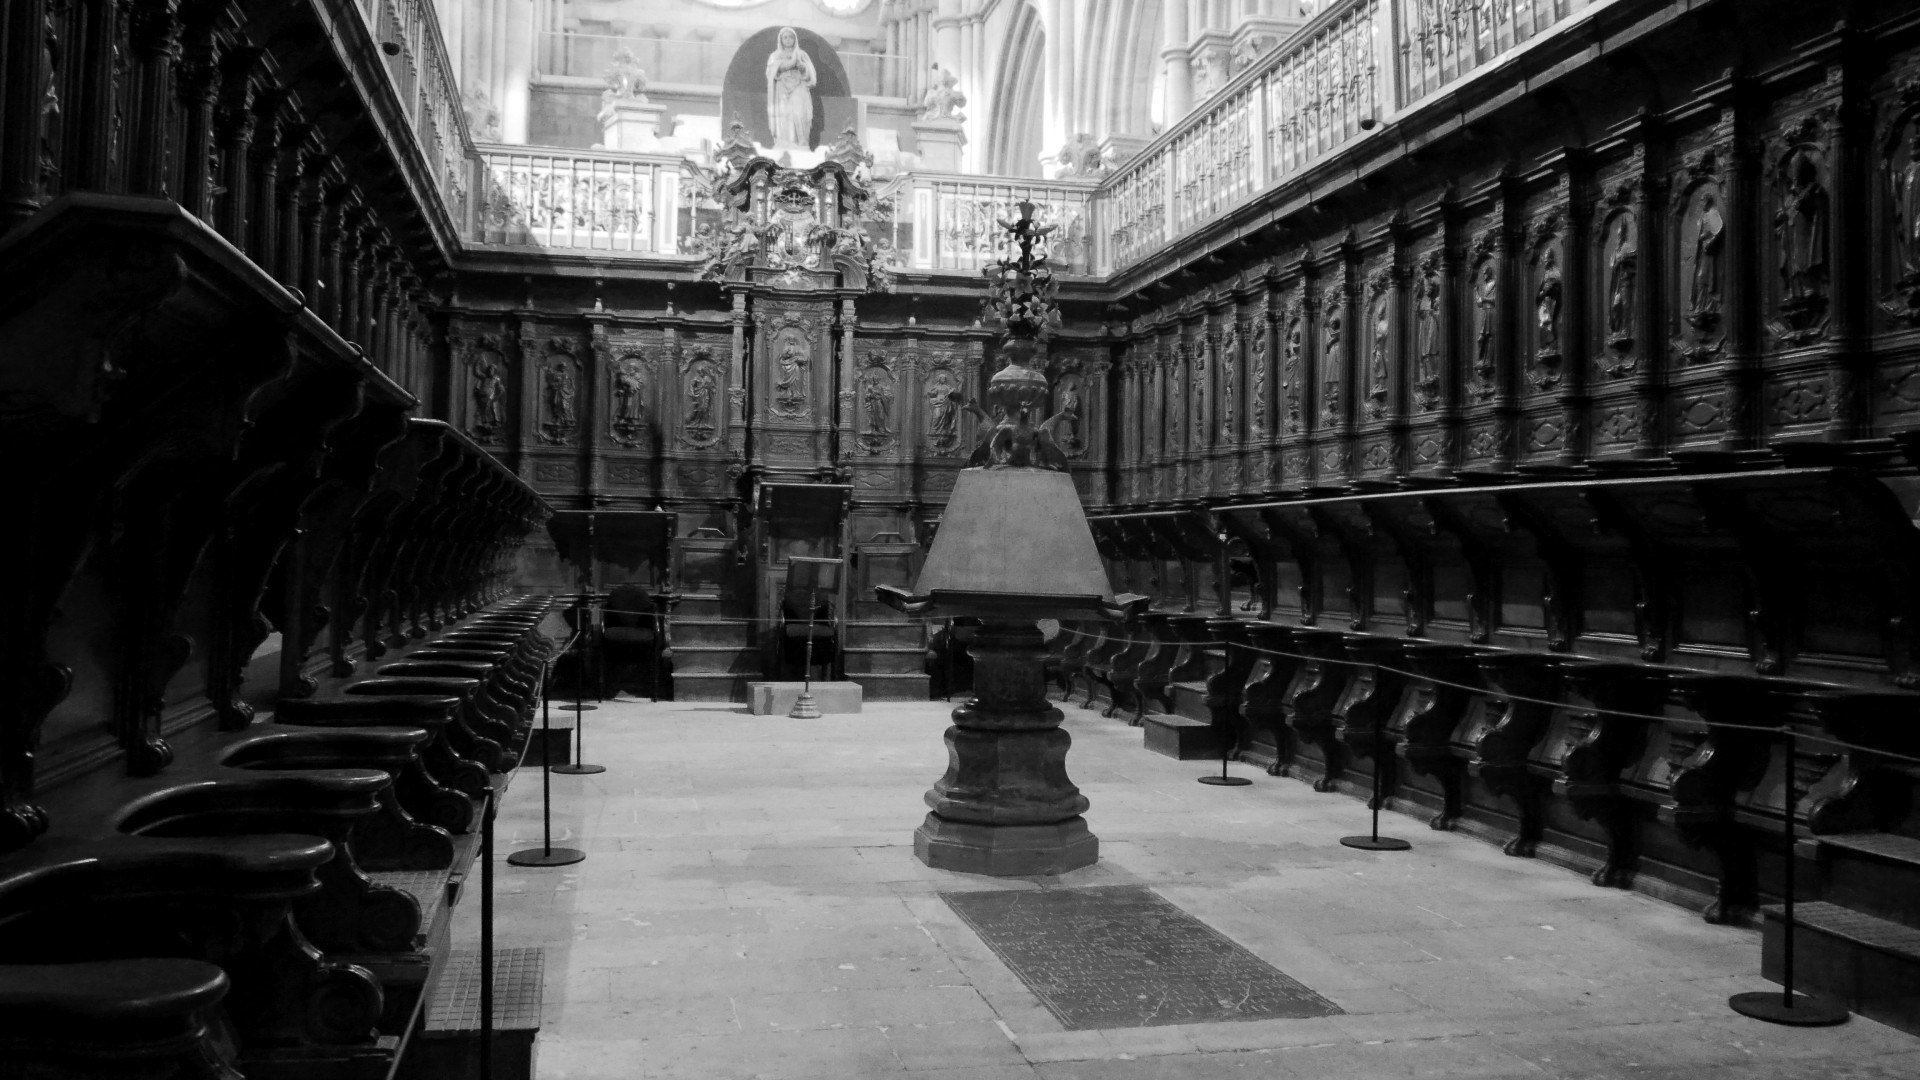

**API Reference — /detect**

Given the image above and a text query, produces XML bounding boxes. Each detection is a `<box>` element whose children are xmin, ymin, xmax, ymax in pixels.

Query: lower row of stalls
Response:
<box><xmin>546</xmin><ymin>510</ymin><xmax>682</xmax><ymax>702</ymax></box>
<box><xmin>1066</xmin><ymin>463</ymin><xmax>1920</xmax><ymax>1033</ymax></box>
<box><xmin>1057</xmin><ymin>510</ymin><xmax>1249</xmax><ymax>756</ymax></box>
<box><xmin>0</xmin><ymin>197</ymin><xmax>556</xmax><ymax>1078</ymax></box>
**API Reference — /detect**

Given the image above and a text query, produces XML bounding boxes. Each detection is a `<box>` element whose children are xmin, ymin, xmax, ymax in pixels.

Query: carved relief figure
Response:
<box><xmin>1534</xmin><ymin>246</ymin><xmax>1562</xmax><ymax>360</ymax></box>
<box><xmin>1413</xmin><ymin>271</ymin><xmax>1440</xmax><ymax>409</ymax></box>
<box><xmin>470</xmin><ymin>356</ymin><xmax>504</xmax><ymax>439</ymax></box>
<box><xmin>1777</xmin><ymin>148</ymin><xmax>1829</xmax><ymax>302</ymax></box>
<box><xmin>687</xmin><ymin>365</ymin><xmax>717</xmax><ymax>431</ymax></box>
<box><xmin>1249</xmin><ymin>323</ymin><xmax>1269</xmax><ymax>438</ymax></box>
<box><xmin>610</xmin><ymin>357</ymin><xmax>645</xmax><ymax>446</ymax></box>
<box><xmin>1283</xmin><ymin>310</ymin><xmax>1303</xmax><ymax>432</ymax></box>
<box><xmin>925</xmin><ymin>368</ymin><xmax>959</xmax><ymax>452</ymax></box>
<box><xmin>862</xmin><ymin>366</ymin><xmax>893</xmax><ymax>436</ymax></box>
<box><xmin>1191</xmin><ymin>339</ymin><xmax>1208</xmax><ymax>438</ymax></box>
<box><xmin>1473</xmin><ymin>262</ymin><xmax>1498</xmax><ymax>379</ymax></box>
<box><xmin>1321</xmin><ymin>303</ymin><xmax>1344</xmax><ymax>424</ymax></box>
<box><xmin>1367</xmin><ymin>296</ymin><xmax>1390</xmax><ymax>406</ymax></box>
<box><xmin>766</xmin><ymin>27</ymin><xmax>817</xmax><ymax>151</ymax></box>
<box><xmin>1886</xmin><ymin>123</ymin><xmax>1920</xmax><ymax>323</ymax></box>
<box><xmin>1053</xmin><ymin>376</ymin><xmax>1083</xmax><ymax>455</ymax></box>
<box><xmin>1690</xmin><ymin>191</ymin><xmax>1726</xmax><ymax>319</ymax></box>
<box><xmin>540</xmin><ymin>359</ymin><xmax>577</xmax><ymax>443</ymax></box>
<box><xmin>773</xmin><ymin>337</ymin><xmax>810</xmax><ymax>417</ymax></box>
<box><xmin>1220</xmin><ymin>323</ymin><xmax>1239</xmax><ymax>440</ymax></box>
<box><xmin>1606</xmin><ymin>214</ymin><xmax>1638</xmax><ymax>346</ymax></box>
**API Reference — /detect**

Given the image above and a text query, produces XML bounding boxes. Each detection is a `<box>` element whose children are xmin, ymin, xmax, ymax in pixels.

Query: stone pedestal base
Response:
<box><xmin>912</xmin><ymin>118</ymin><xmax>967</xmax><ymax>173</ymax></box>
<box><xmin>599</xmin><ymin>98</ymin><xmax>667</xmax><ymax>152</ymax></box>
<box><xmin>914</xmin><ymin>812</ymin><xmax>1097</xmax><ymax>876</ymax></box>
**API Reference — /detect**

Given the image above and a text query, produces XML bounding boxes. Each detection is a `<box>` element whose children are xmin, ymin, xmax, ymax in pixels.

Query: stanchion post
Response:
<box><xmin>555</xmin><ymin>612</ymin><xmax>608</xmax><ymax>775</ymax></box>
<box><xmin>563</xmin><ymin>594</ymin><xmax>599</xmax><ymax>713</ymax></box>
<box><xmin>1340</xmin><ymin>730</ymin><xmax>1411</xmax><ymax>851</ymax></box>
<box><xmin>1198</xmin><ymin>637</ymin><xmax>1251</xmax><ymax>788</ymax></box>
<box><xmin>480</xmin><ymin>786</ymin><xmax>495</xmax><ymax>1080</ymax></box>
<box><xmin>509</xmin><ymin>648</ymin><xmax>586</xmax><ymax>867</ymax></box>
<box><xmin>1729</xmin><ymin>725</ymin><xmax>1848</xmax><ymax>1025</ymax></box>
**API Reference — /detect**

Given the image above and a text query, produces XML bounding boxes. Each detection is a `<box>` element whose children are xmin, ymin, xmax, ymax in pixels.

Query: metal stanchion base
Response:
<box><xmin>1728</xmin><ymin>991</ymin><xmax>1849</xmax><ymax>1026</ymax></box>
<box><xmin>1198</xmin><ymin>775</ymin><xmax>1253</xmax><ymax>787</ymax></box>
<box><xmin>561</xmin><ymin>703</ymin><xmax>599</xmax><ymax>711</ymax></box>
<box><xmin>550</xmin><ymin>763</ymin><xmax>606</xmax><ymax>775</ymax></box>
<box><xmin>1341</xmin><ymin>835</ymin><xmax>1412</xmax><ymax>851</ymax></box>
<box><xmin>507</xmin><ymin>847</ymin><xmax>586</xmax><ymax>867</ymax></box>
<box><xmin>788</xmin><ymin>691</ymin><xmax>822</xmax><ymax>719</ymax></box>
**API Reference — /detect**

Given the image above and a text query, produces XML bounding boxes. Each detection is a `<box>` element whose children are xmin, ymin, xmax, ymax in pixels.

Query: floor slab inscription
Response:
<box><xmin>941</xmin><ymin>884</ymin><xmax>1342</xmax><ymax>1030</ymax></box>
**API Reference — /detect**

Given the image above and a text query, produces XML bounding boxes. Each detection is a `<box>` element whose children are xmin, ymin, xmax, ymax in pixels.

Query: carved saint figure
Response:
<box><xmin>774</xmin><ymin>338</ymin><xmax>809</xmax><ymax>414</ymax></box>
<box><xmin>1220</xmin><ymin>327</ymin><xmax>1239</xmax><ymax>439</ymax></box>
<box><xmin>765</xmin><ymin>27</ymin><xmax>817</xmax><ymax>151</ymax></box>
<box><xmin>687</xmin><ymin>366</ymin><xmax>717</xmax><ymax>430</ymax></box>
<box><xmin>1322</xmin><ymin>306</ymin><xmax>1344</xmax><ymax>421</ymax></box>
<box><xmin>1535</xmin><ymin>247</ymin><xmax>1562</xmax><ymax>356</ymax></box>
<box><xmin>926</xmin><ymin>371</ymin><xmax>958</xmax><ymax>448</ymax></box>
<box><xmin>1054</xmin><ymin>378</ymin><xmax>1082</xmax><ymax>453</ymax></box>
<box><xmin>1777</xmin><ymin>150</ymin><xmax>1829</xmax><ymax>300</ymax></box>
<box><xmin>613</xmin><ymin>362</ymin><xmax>643</xmax><ymax>424</ymax></box>
<box><xmin>1283</xmin><ymin>314</ymin><xmax>1303</xmax><ymax>430</ymax></box>
<box><xmin>1606</xmin><ymin>215</ymin><xmax>1638</xmax><ymax>340</ymax></box>
<box><xmin>472</xmin><ymin>357</ymin><xmax>504</xmax><ymax>435</ymax></box>
<box><xmin>1368</xmin><ymin>298</ymin><xmax>1390</xmax><ymax>397</ymax></box>
<box><xmin>1896</xmin><ymin>128</ymin><xmax>1920</xmax><ymax>276</ymax></box>
<box><xmin>1473</xmin><ymin>262</ymin><xmax>1498</xmax><ymax>372</ymax></box>
<box><xmin>1413</xmin><ymin>274</ymin><xmax>1440</xmax><ymax>400</ymax></box>
<box><xmin>862</xmin><ymin>368</ymin><xmax>893</xmax><ymax>436</ymax></box>
<box><xmin>544</xmin><ymin>362</ymin><xmax>576</xmax><ymax>429</ymax></box>
<box><xmin>1249</xmin><ymin>328</ymin><xmax>1268</xmax><ymax>438</ymax></box>
<box><xmin>1690</xmin><ymin>192</ymin><xmax>1726</xmax><ymax>315</ymax></box>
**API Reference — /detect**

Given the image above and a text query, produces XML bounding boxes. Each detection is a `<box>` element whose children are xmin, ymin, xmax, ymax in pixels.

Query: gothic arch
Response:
<box><xmin>989</xmin><ymin>1</ymin><xmax>1046</xmax><ymax>177</ymax></box>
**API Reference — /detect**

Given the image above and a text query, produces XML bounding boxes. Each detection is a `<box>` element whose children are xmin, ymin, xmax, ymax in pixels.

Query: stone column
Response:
<box><xmin>127</xmin><ymin>1</ymin><xmax>183</xmax><ymax>199</ymax></box>
<box><xmin>247</xmin><ymin>103</ymin><xmax>284</xmax><ymax>272</ymax></box>
<box><xmin>1040</xmin><ymin>0</ymin><xmax>1077</xmax><ymax>168</ymax></box>
<box><xmin>501</xmin><ymin>0</ymin><xmax>533</xmax><ymax>143</ymax></box>
<box><xmin>1161</xmin><ymin>0</ymin><xmax>1193</xmax><ymax>123</ymax></box>
<box><xmin>174</xmin><ymin>33</ymin><xmax>222</xmax><ymax>222</ymax></box>
<box><xmin>915</xmin><ymin>619</ymin><xmax>1096</xmax><ymax>875</ymax></box>
<box><xmin>0</xmin><ymin>0</ymin><xmax>52</xmax><ymax>227</ymax></box>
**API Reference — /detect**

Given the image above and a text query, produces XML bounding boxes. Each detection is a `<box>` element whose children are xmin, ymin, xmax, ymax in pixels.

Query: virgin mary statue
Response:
<box><xmin>765</xmin><ymin>27</ymin><xmax>817</xmax><ymax>150</ymax></box>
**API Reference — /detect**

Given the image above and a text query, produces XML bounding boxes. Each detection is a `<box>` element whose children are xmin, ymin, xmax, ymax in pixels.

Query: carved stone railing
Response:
<box><xmin>469</xmin><ymin>144</ymin><xmax>684</xmax><ymax>254</ymax></box>
<box><xmin>896</xmin><ymin>173</ymin><xmax>1100</xmax><ymax>277</ymax></box>
<box><xmin>1397</xmin><ymin>0</ymin><xmax>1587</xmax><ymax>105</ymax></box>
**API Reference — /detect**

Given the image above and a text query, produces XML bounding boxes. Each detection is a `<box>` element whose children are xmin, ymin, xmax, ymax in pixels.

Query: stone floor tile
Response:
<box><xmin>884</xmin><ymin>1019</ymin><xmax>1029</xmax><ymax>1071</ymax></box>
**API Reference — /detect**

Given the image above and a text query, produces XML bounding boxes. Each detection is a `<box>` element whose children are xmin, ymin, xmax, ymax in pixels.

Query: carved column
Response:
<box><xmin>839</xmin><ymin>297</ymin><xmax>858</xmax><ymax>463</ymax></box>
<box><xmin>246</xmin><ymin>100</ymin><xmax>284</xmax><ymax>272</ymax></box>
<box><xmin>1495</xmin><ymin>184</ymin><xmax>1525</xmax><ymax>472</ymax></box>
<box><xmin>173</xmin><ymin>29</ymin><xmax>221</xmax><ymax>222</ymax></box>
<box><xmin>212</xmin><ymin>50</ymin><xmax>260</xmax><ymax>250</ymax></box>
<box><xmin>0</xmin><ymin>0</ymin><xmax>52</xmax><ymax>227</ymax></box>
<box><xmin>1560</xmin><ymin>159</ymin><xmax>1596</xmax><ymax>470</ymax></box>
<box><xmin>275</xmin><ymin>127</ymin><xmax>314</xmax><ymax>290</ymax></box>
<box><xmin>1718</xmin><ymin>94</ymin><xmax>1761</xmax><ymax>450</ymax></box>
<box><xmin>1437</xmin><ymin>210</ymin><xmax>1464</xmax><ymax>477</ymax></box>
<box><xmin>126</xmin><ymin>0</ymin><xmax>182</xmax><ymax>198</ymax></box>
<box><xmin>335</xmin><ymin>206</ymin><xmax>365</xmax><ymax>341</ymax></box>
<box><xmin>1827</xmin><ymin>56</ymin><xmax>1871</xmax><ymax>441</ymax></box>
<box><xmin>67</xmin><ymin>0</ymin><xmax>126</xmax><ymax>193</ymax></box>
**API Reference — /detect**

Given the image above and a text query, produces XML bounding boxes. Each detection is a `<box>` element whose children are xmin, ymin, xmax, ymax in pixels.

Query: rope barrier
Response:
<box><xmin>1051</xmin><ymin>624</ymin><xmax>1920</xmax><ymax>767</ymax></box>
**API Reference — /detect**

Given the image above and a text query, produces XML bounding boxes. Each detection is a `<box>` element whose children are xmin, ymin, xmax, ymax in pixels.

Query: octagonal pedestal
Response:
<box><xmin>916</xmin><ymin>620</ymin><xmax>1098</xmax><ymax>876</ymax></box>
<box><xmin>915</xmin><ymin>813</ymin><xmax>1097</xmax><ymax>876</ymax></box>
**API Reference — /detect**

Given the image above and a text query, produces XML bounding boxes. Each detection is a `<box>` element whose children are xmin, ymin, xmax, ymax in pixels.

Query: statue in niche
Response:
<box><xmin>1283</xmin><ymin>313</ymin><xmax>1303</xmax><ymax>431</ymax></box>
<box><xmin>773</xmin><ymin>337</ymin><xmax>810</xmax><ymax>416</ymax></box>
<box><xmin>1689</xmin><ymin>191</ymin><xmax>1726</xmax><ymax>322</ymax></box>
<box><xmin>1473</xmin><ymin>262</ymin><xmax>1498</xmax><ymax>381</ymax></box>
<box><xmin>862</xmin><ymin>367</ymin><xmax>893</xmax><ymax>436</ymax></box>
<box><xmin>1054</xmin><ymin>377</ymin><xmax>1083</xmax><ymax>454</ymax></box>
<box><xmin>1606</xmin><ymin>215</ymin><xmax>1638</xmax><ymax>348</ymax></box>
<box><xmin>1321</xmin><ymin>306</ymin><xmax>1344</xmax><ymax>423</ymax></box>
<box><xmin>925</xmin><ymin>369</ymin><xmax>959</xmax><ymax>452</ymax></box>
<box><xmin>1534</xmin><ymin>247</ymin><xmax>1562</xmax><ymax>360</ymax></box>
<box><xmin>1249</xmin><ymin>328</ymin><xmax>1269</xmax><ymax>438</ymax></box>
<box><xmin>686</xmin><ymin>365</ymin><xmax>717</xmax><ymax>431</ymax></box>
<box><xmin>1886</xmin><ymin>123</ymin><xmax>1920</xmax><ymax>323</ymax></box>
<box><xmin>1413</xmin><ymin>273</ymin><xmax>1440</xmax><ymax>409</ymax></box>
<box><xmin>1368</xmin><ymin>298</ymin><xmax>1390</xmax><ymax>403</ymax></box>
<box><xmin>1191</xmin><ymin>344</ymin><xmax>1207</xmax><ymax>435</ymax></box>
<box><xmin>1220</xmin><ymin>327</ymin><xmax>1239</xmax><ymax>439</ymax></box>
<box><xmin>471</xmin><ymin>356</ymin><xmax>504</xmax><ymax>438</ymax></box>
<box><xmin>610</xmin><ymin>359</ymin><xmax>646</xmax><ymax>446</ymax></box>
<box><xmin>919</xmin><ymin>63</ymin><xmax>967</xmax><ymax>122</ymax></box>
<box><xmin>766</xmin><ymin>27</ymin><xmax>817</xmax><ymax>151</ymax></box>
<box><xmin>1776</xmin><ymin>149</ymin><xmax>1829</xmax><ymax>302</ymax></box>
<box><xmin>541</xmin><ymin>360</ymin><xmax>577</xmax><ymax>443</ymax></box>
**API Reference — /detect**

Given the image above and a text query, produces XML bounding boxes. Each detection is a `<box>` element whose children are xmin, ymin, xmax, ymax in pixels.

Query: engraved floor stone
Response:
<box><xmin>941</xmin><ymin>884</ymin><xmax>1342</xmax><ymax>1030</ymax></box>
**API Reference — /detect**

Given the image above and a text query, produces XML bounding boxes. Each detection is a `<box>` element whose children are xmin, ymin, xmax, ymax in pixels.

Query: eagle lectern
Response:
<box><xmin>877</xmin><ymin>204</ymin><xmax>1145</xmax><ymax>874</ymax></box>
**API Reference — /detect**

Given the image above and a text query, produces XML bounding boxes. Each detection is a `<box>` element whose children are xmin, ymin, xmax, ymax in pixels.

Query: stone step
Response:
<box><xmin>844</xmin><ymin>621</ymin><xmax>926</xmax><ymax>648</ymax></box>
<box><xmin>671</xmin><ymin>618</ymin><xmax>758</xmax><ymax>648</ymax></box>
<box><xmin>848</xmin><ymin>672</ymin><xmax>931</xmax><ymax>701</ymax></box>
<box><xmin>399</xmin><ymin>947</ymin><xmax>543</xmax><ymax>1080</ymax></box>
<box><xmin>1167</xmin><ymin>681</ymin><xmax>1212</xmax><ymax>722</ymax></box>
<box><xmin>1805</xmin><ymin>832</ymin><xmax>1920</xmax><ymax>927</ymax></box>
<box><xmin>1142</xmin><ymin>712</ymin><xmax>1223</xmax><ymax>760</ymax></box>
<box><xmin>1761</xmin><ymin>900</ymin><xmax>1920</xmax><ymax>1036</ymax></box>
<box><xmin>521</xmin><ymin>714</ymin><xmax>576</xmax><ymax>768</ymax></box>
<box><xmin>842</xmin><ymin>646</ymin><xmax>926</xmax><ymax>675</ymax></box>
<box><xmin>673</xmin><ymin>593</ymin><xmax>727</xmax><ymax>619</ymax></box>
<box><xmin>673</xmin><ymin>672</ymin><xmax>750</xmax><ymax>702</ymax></box>
<box><xmin>672</xmin><ymin>644</ymin><xmax>761</xmax><ymax>674</ymax></box>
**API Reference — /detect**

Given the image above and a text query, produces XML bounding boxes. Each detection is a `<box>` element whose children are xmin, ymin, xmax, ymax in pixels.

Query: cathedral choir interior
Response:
<box><xmin>11</xmin><ymin>0</ymin><xmax>1920</xmax><ymax>1077</ymax></box>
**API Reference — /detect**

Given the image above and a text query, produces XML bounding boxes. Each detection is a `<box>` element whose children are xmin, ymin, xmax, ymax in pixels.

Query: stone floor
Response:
<box><xmin>459</xmin><ymin>697</ymin><xmax>1920</xmax><ymax>1079</ymax></box>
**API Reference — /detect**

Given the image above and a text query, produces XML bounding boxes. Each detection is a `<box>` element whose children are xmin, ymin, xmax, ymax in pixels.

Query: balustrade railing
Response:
<box><xmin>537</xmin><ymin>32</ymin><xmax>904</xmax><ymax>99</ymax></box>
<box><xmin>470</xmin><ymin>146</ymin><xmax>683</xmax><ymax>253</ymax></box>
<box><xmin>1399</xmin><ymin>0</ymin><xmax>1583</xmax><ymax>105</ymax></box>
<box><xmin>897</xmin><ymin>176</ymin><xmax>1100</xmax><ymax>277</ymax></box>
<box><xmin>354</xmin><ymin>0</ymin><xmax>473</xmax><ymax>230</ymax></box>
